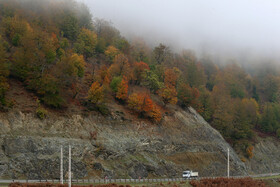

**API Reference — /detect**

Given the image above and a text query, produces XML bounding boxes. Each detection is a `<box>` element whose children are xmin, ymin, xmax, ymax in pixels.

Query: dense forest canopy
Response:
<box><xmin>0</xmin><ymin>0</ymin><xmax>280</xmax><ymax>158</ymax></box>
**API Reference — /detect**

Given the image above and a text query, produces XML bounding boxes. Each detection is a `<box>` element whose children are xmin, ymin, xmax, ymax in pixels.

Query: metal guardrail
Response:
<box><xmin>0</xmin><ymin>173</ymin><xmax>279</xmax><ymax>184</ymax></box>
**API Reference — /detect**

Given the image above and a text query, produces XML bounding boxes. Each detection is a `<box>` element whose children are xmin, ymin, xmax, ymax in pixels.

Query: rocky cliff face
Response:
<box><xmin>0</xmin><ymin>106</ymin><xmax>247</xmax><ymax>179</ymax></box>
<box><xmin>246</xmin><ymin>136</ymin><xmax>280</xmax><ymax>175</ymax></box>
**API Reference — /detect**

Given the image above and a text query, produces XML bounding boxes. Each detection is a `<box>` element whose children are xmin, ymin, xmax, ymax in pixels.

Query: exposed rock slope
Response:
<box><xmin>0</xmin><ymin>107</ymin><xmax>247</xmax><ymax>179</ymax></box>
<box><xmin>246</xmin><ymin>136</ymin><xmax>280</xmax><ymax>174</ymax></box>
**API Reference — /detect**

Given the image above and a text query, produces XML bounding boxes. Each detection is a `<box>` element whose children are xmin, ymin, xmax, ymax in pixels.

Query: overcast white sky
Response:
<box><xmin>78</xmin><ymin>0</ymin><xmax>280</xmax><ymax>61</ymax></box>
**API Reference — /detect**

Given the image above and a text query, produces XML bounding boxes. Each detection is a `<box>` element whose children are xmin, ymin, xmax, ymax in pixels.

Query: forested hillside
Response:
<box><xmin>0</xmin><ymin>0</ymin><xmax>280</xmax><ymax>158</ymax></box>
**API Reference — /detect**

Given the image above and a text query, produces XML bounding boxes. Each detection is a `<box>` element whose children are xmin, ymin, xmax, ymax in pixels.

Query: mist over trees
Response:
<box><xmin>0</xmin><ymin>0</ymin><xmax>280</xmax><ymax>158</ymax></box>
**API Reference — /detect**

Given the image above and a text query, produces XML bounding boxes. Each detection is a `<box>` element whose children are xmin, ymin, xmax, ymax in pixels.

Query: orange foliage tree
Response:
<box><xmin>116</xmin><ymin>76</ymin><xmax>128</xmax><ymax>101</ymax></box>
<box><xmin>95</xmin><ymin>65</ymin><xmax>111</xmax><ymax>85</ymax></box>
<box><xmin>148</xmin><ymin>105</ymin><xmax>162</xmax><ymax>122</ymax></box>
<box><xmin>164</xmin><ymin>67</ymin><xmax>180</xmax><ymax>87</ymax></box>
<box><xmin>246</xmin><ymin>145</ymin><xmax>254</xmax><ymax>159</ymax></box>
<box><xmin>128</xmin><ymin>92</ymin><xmax>162</xmax><ymax>122</ymax></box>
<box><xmin>158</xmin><ymin>68</ymin><xmax>180</xmax><ymax>105</ymax></box>
<box><xmin>127</xmin><ymin>93</ymin><xmax>143</xmax><ymax>112</ymax></box>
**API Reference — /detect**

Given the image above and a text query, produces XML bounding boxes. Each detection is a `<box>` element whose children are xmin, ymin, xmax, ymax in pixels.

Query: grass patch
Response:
<box><xmin>254</xmin><ymin>174</ymin><xmax>280</xmax><ymax>179</ymax></box>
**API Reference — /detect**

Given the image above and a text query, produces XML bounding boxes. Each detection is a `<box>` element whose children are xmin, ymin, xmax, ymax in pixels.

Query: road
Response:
<box><xmin>0</xmin><ymin>173</ymin><xmax>279</xmax><ymax>184</ymax></box>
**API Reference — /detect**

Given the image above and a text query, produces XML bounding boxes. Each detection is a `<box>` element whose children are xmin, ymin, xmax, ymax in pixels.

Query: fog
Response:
<box><xmin>78</xmin><ymin>0</ymin><xmax>280</xmax><ymax>63</ymax></box>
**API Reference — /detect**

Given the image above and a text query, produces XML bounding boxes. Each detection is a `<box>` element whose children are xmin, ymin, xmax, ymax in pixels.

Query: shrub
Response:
<box><xmin>85</xmin><ymin>101</ymin><xmax>109</xmax><ymax>116</ymax></box>
<box><xmin>190</xmin><ymin>177</ymin><xmax>266</xmax><ymax>187</ymax></box>
<box><xmin>246</xmin><ymin>145</ymin><xmax>254</xmax><ymax>159</ymax></box>
<box><xmin>36</xmin><ymin>107</ymin><xmax>48</xmax><ymax>119</ymax></box>
<box><xmin>96</xmin><ymin>104</ymin><xmax>109</xmax><ymax>115</ymax></box>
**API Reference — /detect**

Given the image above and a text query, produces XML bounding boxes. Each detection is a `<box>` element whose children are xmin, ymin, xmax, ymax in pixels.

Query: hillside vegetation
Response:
<box><xmin>0</xmin><ymin>0</ymin><xmax>280</xmax><ymax>157</ymax></box>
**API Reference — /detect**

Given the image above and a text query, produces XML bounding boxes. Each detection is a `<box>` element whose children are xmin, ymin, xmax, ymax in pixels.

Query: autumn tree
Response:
<box><xmin>56</xmin><ymin>53</ymin><xmax>86</xmax><ymax>82</ymax></box>
<box><xmin>263</xmin><ymin>75</ymin><xmax>280</xmax><ymax>102</ymax></box>
<box><xmin>128</xmin><ymin>93</ymin><xmax>152</xmax><ymax>114</ymax></box>
<box><xmin>178</xmin><ymin>83</ymin><xmax>200</xmax><ymax>108</ymax></box>
<box><xmin>153</xmin><ymin>43</ymin><xmax>171</xmax><ymax>64</ymax></box>
<box><xmin>59</xmin><ymin>11</ymin><xmax>79</xmax><ymax>41</ymax></box>
<box><xmin>113</xmin><ymin>37</ymin><xmax>130</xmax><ymax>54</ymax></box>
<box><xmin>116</xmin><ymin>76</ymin><xmax>128</xmax><ymax>101</ymax></box>
<box><xmin>108</xmin><ymin>54</ymin><xmax>131</xmax><ymax>78</ymax></box>
<box><xmin>164</xmin><ymin>67</ymin><xmax>180</xmax><ymax>87</ymax></box>
<box><xmin>198</xmin><ymin>88</ymin><xmax>214</xmax><ymax>121</ymax></box>
<box><xmin>232</xmin><ymin>99</ymin><xmax>255</xmax><ymax>140</ymax></box>
<box><xmin>130</xmin><ymin>38</ymin><xmax>150</xmax><ymax>63</ymax></box>
<box><xmin>211</xmin><ymin>83</ymin><xmax>235</xmax><ymax>140</ymax></box>
<box><xmin>143</xmin><ymin>69</ymin><xmax>163</xmax><ymax>93</ymax></box>
<box><xmin>132</xmin><ymin>61</ymin><xmax>150</xmax><ymax>85</ymax></box>
<box><xmin>76</xmin><ymin>3</ymin><xmax>93</xmax><ymax>29</ymax></box>
<box><xmin>215</xmin><ymin>64</ymin><xmax>248</xmax><ymax>99</ymax></box>
<box><xmin>259</xmin><ymin>103</ymin><xmax>280</xmax><ymax>133</ymax></box>
<box><xmin>127</xmin><ymin>92</ymin><xmax>162</xmax><ymax>122</ymax></box>
<box><xmin>95</xmin><ymin>65</ymin><xmax>111</xmax><ymax>86</ymax></box>
<box><xmin>105</xmin><ymin>45</ymin><xmax>120</xmax><ymax>61</ymax></box>
<box><xmin>74</xmin><ymin>28</ymin><xmax>97</xmax><ymax>59</ymax></box>
<box><xmin>158</xmin><ymin>68</ymin><xmax>179</xmax><ymax>105</ymax></box>
<box><xmin>36</xmin><ymin>74</ymin><xmax>63</xmax><ymax>108</ymax></box>
<box><xmin>52</xmin><ymin>52</ymin><xmax>85</xmax><ymax>99</ymax></box>
<box><xmin>148</xmin><ymin>105</ymin><xmax>162</xmax><ymax>122</ymax></box>
<box><xmin>110</xmin><ymin>76</ymin><xmax>122</xmax><ymax>93</ymax></box>
<box><xmin>240</xmin><ymin>98</ymin><xmax>259</xmax><ymax>125</ymax></box>
<box><xmin>159</xmin><ymin>86</ymin><xmax>177</xmax><ymax>105</ymax></box>
<box><xmin>95</xmin><ymin>38</ymin><xmax>106</xmax><ymax>53</ymax></box>
<box><xmin>186</xmin><ymin>62</ymin><xmax>206</xmax><ymax>88</ymax></box>
<box><xmin>127</xmin><ymin>93</ymin><xmax>143</xmax><ymax>113</ymax></box>
<box><xmin>246</xmin><ymin>145</ymin><xmax>254</xmax><ymax>159</ymax></box>
<box><xmin>2</xmin><ymin>16</ymin><xmax>31</xmax><ymax>46</ymax></box>
<box><xmin>94</xmin><ymin>18</ymin><xmax>120</xmax><ymax>45</ymax></box>
<box><xmin>88</xmin><ymin>81</ymin><xmax>104</xmax><ymax>104</ymax></box>
<box><xmin>201</xmin><ymin>56</ymin><xmax>219</xmax><ymax>91</ymax></box>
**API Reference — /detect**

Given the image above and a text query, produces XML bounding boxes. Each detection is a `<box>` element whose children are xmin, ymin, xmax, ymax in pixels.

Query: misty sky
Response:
<box><xmin>78</xmin><ymin>0</ymin><xmax>280</xmax><ymax>60</ymax></box>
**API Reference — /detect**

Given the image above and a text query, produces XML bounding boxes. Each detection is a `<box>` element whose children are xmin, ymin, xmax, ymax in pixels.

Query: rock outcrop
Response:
<box><xmin>0</xmin><ymin>107</ymin><xmax>247</xmax><ymax>179</ymax></box>
<box><xmin>246</xmin><ymin>136</ymin><xmax>280</xmax><ymax>174</ymax></box>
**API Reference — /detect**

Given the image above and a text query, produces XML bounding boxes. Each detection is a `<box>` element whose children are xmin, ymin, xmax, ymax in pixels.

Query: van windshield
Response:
<box><xmin>183</xmin><ymin>171</ymin><xmax>190</xmax><ymax>174</ymax></box>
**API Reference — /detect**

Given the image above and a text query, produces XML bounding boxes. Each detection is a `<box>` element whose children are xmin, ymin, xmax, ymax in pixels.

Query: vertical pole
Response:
<box><xmin>227</xmin><ymin>148</ymin><xmax>229</xmax><ymax>178</ymax></box>
<box><xmin>69</xmin><ymin>145</ymin><xmax>71</xmax><ymax>187</ymax></box>
<box><xmin>60</xmin><ymin>146</ymin><xmax>63</xmax><ymax>184</ymax></box>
